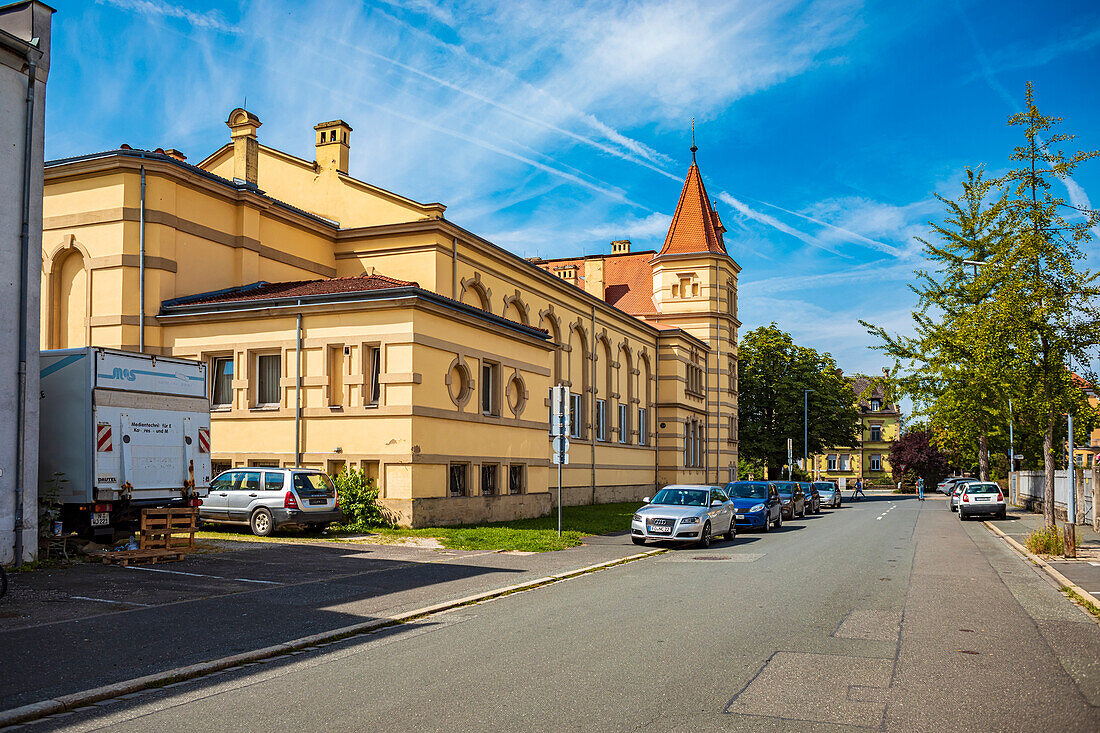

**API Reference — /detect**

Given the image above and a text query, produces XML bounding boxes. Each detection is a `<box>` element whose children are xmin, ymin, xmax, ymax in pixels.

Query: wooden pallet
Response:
<box><xmin>91</xmin><ymin>549</ymin><xmax>185</xmax><ymax>567</ymax></box>
<box><xmin>139</xmin><ymin>508</ymin><xmax>199</xmax><ymax>551</ymax></box>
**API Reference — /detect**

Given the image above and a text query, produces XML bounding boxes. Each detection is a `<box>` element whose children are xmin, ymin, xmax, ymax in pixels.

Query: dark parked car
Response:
<box><xmin>774</xmin><ymin>481</ymin><xmax>806</xmax><ymax>519</ymax></box>
<box><xmin>799</xmin><ymin>482</ymin><xmax>821</xmax><ymax>514</ymax></box>
<box><xmin>725</xmin><ymin>481</ymin><xmax>783</xmax><ymax>532</ymax></box>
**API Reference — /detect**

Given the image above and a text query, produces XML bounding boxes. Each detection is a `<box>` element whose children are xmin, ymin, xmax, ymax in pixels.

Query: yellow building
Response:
<box><xmin>41</xmin><ymin>109</ymin><xmax>741</xmax><ymax>526</ymax></box>
<box><xmin>812</xmin><ymin>376</ymin><xmax>899</xmax><ymax>486</ymax></box>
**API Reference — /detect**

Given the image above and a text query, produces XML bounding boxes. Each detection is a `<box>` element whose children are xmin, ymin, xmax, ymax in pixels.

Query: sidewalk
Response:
<box><xmin>985</xmin><ymin>510</ymin><xmax>1100</xmax><ymax>601</ymax></box>
<box><xmin>0</xmin><ymin>532</ymin><xmax>651</xmax><ymax>714</ymax></box>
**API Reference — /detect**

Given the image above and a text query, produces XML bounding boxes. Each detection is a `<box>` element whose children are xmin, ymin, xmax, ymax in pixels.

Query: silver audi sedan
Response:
<box><xmin>631</xmin><ymin>485</ymin><xmax>735</xmax><ymax>548</ymax></box>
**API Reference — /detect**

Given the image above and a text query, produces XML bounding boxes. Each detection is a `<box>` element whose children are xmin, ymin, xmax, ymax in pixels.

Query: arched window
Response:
<box><xmin>55</xmin><ymin>249</ymin><xmax>87</xmax><ymax>348</ymax></box>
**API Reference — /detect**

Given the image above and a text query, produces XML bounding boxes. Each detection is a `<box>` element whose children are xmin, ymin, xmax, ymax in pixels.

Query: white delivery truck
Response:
<box><xmin>39</xmin><ymin>347</ymin><xmax>211</xmax><ymax>538</ymax></box>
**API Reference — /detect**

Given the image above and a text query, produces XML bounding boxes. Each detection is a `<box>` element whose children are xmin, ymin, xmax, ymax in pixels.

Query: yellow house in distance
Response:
<box><xmin>812</xmin><ymin>376</ymin><xmax>899</xmax><ymax>486</ymax></box>
<box><xmin>40</xmin><ymin>108</ymin><xmax>741</xmax><ymax>526</ymax></box>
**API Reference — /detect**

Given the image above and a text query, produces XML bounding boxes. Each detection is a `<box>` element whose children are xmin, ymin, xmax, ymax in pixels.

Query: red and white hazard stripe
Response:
<box><xmin>97</xmin><ymin>423</ymin><xmax>113</xmax><ymax>452</ymax></box>
<box><xmin>198</xmin><ymin>426</ymin><xmax>210</xmax><ymax>454</ymax></box>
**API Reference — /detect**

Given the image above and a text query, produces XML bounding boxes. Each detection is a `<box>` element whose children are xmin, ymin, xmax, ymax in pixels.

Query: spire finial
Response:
<box><xmin>690</xmin><ymin>117</ymin><xmax>697</xmax><ymax>161</ymax></box>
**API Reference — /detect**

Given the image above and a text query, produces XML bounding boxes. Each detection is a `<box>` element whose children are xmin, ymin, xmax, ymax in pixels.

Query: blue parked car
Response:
<box><xmin>724</xmin><ymin>481</ymin><xmax>783</xmax><ymax>532</ymax></box>
<box><xmin>773</xmin><ymin>481</ymin><xmax>806</xmax><ymax>519</ymax></box>
<box><xmin>813</xmin><ymin>481</ymin><xmax>841</xmax><ymax>508</ymax></box>
<box><xmin>799</xmin><ymin>482</ymin><xmax>821</xmax><ymax>514</ymax></box>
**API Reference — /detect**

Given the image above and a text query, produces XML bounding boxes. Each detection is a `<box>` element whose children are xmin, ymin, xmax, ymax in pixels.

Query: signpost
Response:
<box><xmin>550</xmin><ymin>385</ymin><xmax>570</xmax><ymax>536</ymax></box>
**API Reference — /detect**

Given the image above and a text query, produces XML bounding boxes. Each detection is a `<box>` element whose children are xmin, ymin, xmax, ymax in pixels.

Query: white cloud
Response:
<box><xmin>718</xmin><ymin>192</ymin><xmax>847</xmax><ymax>256</ymax></box>
<box><xmin>586</xmin><ymin>212</ymin><xmax>672</xmax><ymax>242</ymax></box>
<box><xmin>96</xmin><ymin>0</ymin><xmax>235</xmax><ymax>33</ymax></box>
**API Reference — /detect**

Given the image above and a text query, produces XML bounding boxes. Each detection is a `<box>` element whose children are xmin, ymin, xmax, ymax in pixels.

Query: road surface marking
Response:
<box><xmin>71</xmin><ymin>596</ymin><xmax>151</xmax><ymax>607</ymax></box>
<box><xmin>1090</xmin><ymin>562</ymin><xmax>1100</xmax><ymax>567</ymax></box>
<box><xmin>125</xmin><ymin>566</ymin><xmax>282</xmax><ymax>585</ymax></box>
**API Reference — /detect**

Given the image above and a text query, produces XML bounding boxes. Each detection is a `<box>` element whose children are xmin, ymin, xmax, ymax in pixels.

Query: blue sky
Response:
<box><xmin>43</xmin><ymin>0</ymin><xmax>1100</xmax><ymax>377</ymax></box>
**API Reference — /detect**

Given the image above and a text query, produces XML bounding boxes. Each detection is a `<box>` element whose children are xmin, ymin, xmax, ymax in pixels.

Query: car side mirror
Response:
<box><xmin>642</xmin><ymin>496</ymin><xmax>651</xmax><ymax>503</ymax></box>
<box><xmin>711</xmin><ymin>499</ymin><xmax>722</xmax><ymax>506</ymax></box>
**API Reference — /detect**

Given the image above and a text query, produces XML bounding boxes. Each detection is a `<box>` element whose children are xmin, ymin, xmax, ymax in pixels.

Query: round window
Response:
<box><xmin>448</xmin><ymin>362</ymin><xmax>472</xmax><ymax>405</ymax></box>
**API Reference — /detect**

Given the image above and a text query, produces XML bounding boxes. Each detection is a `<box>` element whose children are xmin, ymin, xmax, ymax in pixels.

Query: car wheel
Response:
<box><xmin>775</xmin><ymin>511</ymin><xmax>782</xmax><ymax>529</ymax></box>
<box><xmin>632</xmin><ymin>536</ymin><xmax>646</xmax><ymax>545</ymax></box>
<box><xmin>998</xmin><ymin>509</ymin><xmax>1007</xmax><ymax>520</ymax></box>
<box><xmin>762</xmin><ymin>512</ymin><xmax>772</xmax><ymax>533</ymax></box>
<box><xmin>250</xmin><ymin>508</ymin><xmax>274</xmax><ymax>537</ymax></box>
<box><xmin>698</xmin><ymin>522</ymin><xmax>712</xmax><ymax>549</ymax></box>
<box><xmin>724</xmin><ymin>520</ymin><xmax>735</xmax><ymax>542</ymax></box>
<box><xmin>797</xmin><ymin>504</ymin><xmax>805</xmax><ymax>518</ymax></box>
<box><xmin>958</xmin><ymin>510</ymin><xmax>966</xmax><ymax>521</ymax></box>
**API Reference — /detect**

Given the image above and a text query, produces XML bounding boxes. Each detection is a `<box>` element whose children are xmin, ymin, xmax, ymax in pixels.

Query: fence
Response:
<box><xmin>1013</xmin><ymin>470</ymin><xmax>1096</xmax><ymax>524</ymax></box>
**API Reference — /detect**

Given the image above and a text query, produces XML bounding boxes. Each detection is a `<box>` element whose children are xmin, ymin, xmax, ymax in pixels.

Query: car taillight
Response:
<box><xmin>189</xmin><ymin>498</ymin><xmax>203</xmax><ymax>507</ymax></box>
<box><xmin>94</xmin><ymin>503</ymin><xmax>112</xmax><ymax>513</ymax></box>
<box><xmin>284</xmin><ymin>491</ymin><xmax>299</xmax><ymax>510</ymax></box>
<box><xmin>962</xmin><ymin>494</ymin><xmax>969</xmax><ymax>502</ymax></box>
<box><xmin>997</xmin><ymin>492</ymin><xmax>1003</xmax><ymax>501</ymax></box>
<box><xmin>334</xmin><ymin>492</ymin><xmax>339</xmax><ymax>508</ymax></box>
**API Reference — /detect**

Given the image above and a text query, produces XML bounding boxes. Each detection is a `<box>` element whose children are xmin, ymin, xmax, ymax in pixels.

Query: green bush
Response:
<box><xmin>333</xmin><ymin>468</ymin><xmax>391</xmax><ymax>528</ymax></box>
<box><xmin>1024</xmin><ymin>525</ymin><xmax>1065</xmax><ymax>555</ymax></box>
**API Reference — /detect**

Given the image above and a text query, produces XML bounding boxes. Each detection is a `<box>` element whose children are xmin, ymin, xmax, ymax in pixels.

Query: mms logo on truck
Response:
<box><xmin>107</xmin><ymin>368</ymin><xmax>138</xmax><ymax>381</ymax></box>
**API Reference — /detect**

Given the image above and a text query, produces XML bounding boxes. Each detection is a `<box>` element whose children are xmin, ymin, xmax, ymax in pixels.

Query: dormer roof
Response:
<box><xmin>658</xmin><ymin>158</ymin><xmax>727</xmax><ymax>257</ymax></box>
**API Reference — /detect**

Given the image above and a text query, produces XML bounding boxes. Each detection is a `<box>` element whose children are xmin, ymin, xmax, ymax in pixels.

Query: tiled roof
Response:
<box><xmin>530</xmin><ymin>252</ymin><xmax>657</xmax><ymax>315</ymax></box>
<box><xmin>658</xmin><ymin>161</ymin><xmax>727</xmax><ymax>256</ymax></box>
<box><xmin>168</xmin><ymin>273</ymin><xmax>417</xmax><ymax>306</ymax></box>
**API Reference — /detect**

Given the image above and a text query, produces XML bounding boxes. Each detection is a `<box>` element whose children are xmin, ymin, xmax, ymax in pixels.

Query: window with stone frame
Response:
<box><xmin>870</xmin><ymin>424</ymin><xmax>882</xmax><ymax>442</ymax></box>
<box><xmin>448</xmin><ymin>463</ymin><xmax>468</xmax><ymax>497</ymax></box>
<box><xmin>508</xmin><ymin>464</ymin><xmax>525</xmax><ymax>495</ymax></box>
<box><xmin>481</xmin><ymin>463</ymin><xmax>498</xmax><ymax>496</ymax></box>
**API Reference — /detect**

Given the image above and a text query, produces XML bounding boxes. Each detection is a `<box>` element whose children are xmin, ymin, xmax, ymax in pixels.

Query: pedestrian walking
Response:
<box><xmin>853</xmin><ymin>478</ymin><xmax>866</xmax><ymax>501</ymax></box>
<box><xmin>917</xmin><ymin>477</ymin><xmax>925</xmax><ymax>501</ymax></box>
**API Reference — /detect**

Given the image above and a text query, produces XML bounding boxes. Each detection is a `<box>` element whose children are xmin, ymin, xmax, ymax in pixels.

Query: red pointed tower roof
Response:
<box><xmin>657</xmin><ymin>142</ymin><xmax>727</xmax><ymax>257</ymax></box>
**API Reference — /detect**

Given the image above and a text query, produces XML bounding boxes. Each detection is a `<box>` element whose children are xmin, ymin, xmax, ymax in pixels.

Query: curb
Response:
<box><xmin>0</xmin><ymin>547</ymin><xmax>666</xmax><ymax>728</ymax></box>
<box><xmin>983</xmin><ymin>521</ymin><xmax>1100</xmax><ymax>613</ymax></box>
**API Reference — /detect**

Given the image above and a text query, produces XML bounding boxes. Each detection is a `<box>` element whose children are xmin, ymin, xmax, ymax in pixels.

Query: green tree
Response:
<box><xmin>862</xmin><ymin>168</ymin><xmax>1015</xmax><ymax>481</ymax></box>
<box><xmin>737</xmin><ymin>325</ymin><xmax>860</xmax><ymax>477</ymax></box>
<box><xmin>982</xmin><ymin>82</ymin><xmax>1100</xmax><ymax>528</ymax></box>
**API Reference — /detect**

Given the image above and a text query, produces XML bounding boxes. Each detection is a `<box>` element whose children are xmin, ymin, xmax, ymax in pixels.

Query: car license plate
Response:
<box><xmin>91</xmin><ymin>512</ymin><xmax>110</xmax><ymax>527</ymax></box>
<box><xmin>648</xmin><ymin>525</ymin><xmax>671</xmax><ymax>534</ymax></box>
<box><xmin>309</xmin><ymin>498</ymin><xmax>327</xmax><ymax>505</ymax></box>
<box><xmin>736</xmin><ymin>514</ymin><xmax>745</xmax><ymax>519</ymax></box>
<box><xmin>976</xmin><ymin>497</ymin><xmax>990</xmax><ymax>502</ymax></box>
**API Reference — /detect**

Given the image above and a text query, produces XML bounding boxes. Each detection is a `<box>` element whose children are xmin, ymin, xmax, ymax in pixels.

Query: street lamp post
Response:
<box><xmin>804</xmin><ymin>389</ymin><xmax>814</xmax><ymax>478</ymax></box>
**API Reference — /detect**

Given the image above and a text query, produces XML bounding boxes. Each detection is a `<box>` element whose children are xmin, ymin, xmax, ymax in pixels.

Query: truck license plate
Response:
<box><xmin>91</xmin><ymin>512</ymin><xmax>110</xmax><ymax>527</ymax></box>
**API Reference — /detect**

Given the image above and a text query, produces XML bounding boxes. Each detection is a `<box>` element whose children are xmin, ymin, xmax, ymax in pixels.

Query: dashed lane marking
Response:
<box><xmin>70</xmin><ymin>596</ymin><xmax>151</xmax><ymax>607</ymax></box>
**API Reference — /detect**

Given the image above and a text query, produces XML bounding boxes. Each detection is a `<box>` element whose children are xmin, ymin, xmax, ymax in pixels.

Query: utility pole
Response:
<box><xmin>1008</xmin><ymin>397</ymin><xmax>1015</xmax><ymax>505</ymax></box>
<box><xmin>803</xmin><ymin>389</ymin><xmax>814</xmax><ymax>474</ymax></box>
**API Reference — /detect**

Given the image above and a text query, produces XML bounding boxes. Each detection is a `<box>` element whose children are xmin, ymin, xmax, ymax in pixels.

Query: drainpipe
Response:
<box><xmin>14</xmin><ymin>54</ymin><xmax>38</xmax><ymax>564</ymax></box>
<box><xmin>295</xmin><ymin>311</ymin><xmax>302</xmax><ymax>466</ymax></box>
<box><xmin>591</xmin><ymin>305</ymin><xmax>596</xmax><ymax>502</ymax></box>
<box><xmin>138</xmin><ymin>165</ymin><xmax>146</xmax><ymax>352</ymax></box>
<box><xmin>714</xmin><ymin>259</ymin><xmax>720</xmax><ymax>483</ymax></box>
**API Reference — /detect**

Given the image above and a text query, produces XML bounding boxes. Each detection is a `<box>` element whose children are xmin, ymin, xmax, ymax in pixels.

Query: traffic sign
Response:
<box><xmin>552</xmin><ymin>436</ymin><xmax>569</xmax><ymax>454</ymax></box>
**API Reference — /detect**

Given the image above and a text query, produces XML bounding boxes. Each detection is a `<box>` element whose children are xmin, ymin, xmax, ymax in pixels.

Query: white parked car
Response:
<box><xmin>631</xmin><ymin>485</ymin><xmax>735</xmax><ymax>548</ymax></box>
<box><xmin>958</xmin><ymin>482</ymin><xmax>1007</xmax><ymax>520</ymax></box>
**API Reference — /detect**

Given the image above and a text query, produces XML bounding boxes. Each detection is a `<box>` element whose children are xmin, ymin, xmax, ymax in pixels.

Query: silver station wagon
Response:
<box><xmin>631</xmin><ymin>485</ymin><xmax>736</xmax><ymax>548</ymax></box>
<box><xmin>201</xmin><ymin>468</ymin><xmax>343</xmax><ymax>536</ymax></box>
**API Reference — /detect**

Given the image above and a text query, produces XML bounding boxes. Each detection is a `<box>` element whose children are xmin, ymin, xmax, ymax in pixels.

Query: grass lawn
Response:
<box><xmin>195</xmin><ymin>502</ymin><xmax>642</xmax><ymax>553</ymax></box>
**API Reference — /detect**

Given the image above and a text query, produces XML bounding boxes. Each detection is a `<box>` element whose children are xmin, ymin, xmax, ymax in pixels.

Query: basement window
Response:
<box><xmin>449</xmin><ymin>463</ymin><xmax>468</xmax><ymax>497</ymax></box>
<box><xmin>481</xmin><ymin>463</ymin><xmax>498</xmax><ymax>496</ymax></box>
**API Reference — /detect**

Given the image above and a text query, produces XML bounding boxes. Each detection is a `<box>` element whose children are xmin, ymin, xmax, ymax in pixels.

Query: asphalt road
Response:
<box><xmin>14</xmin><ymin>495</ymin><xmax>1100</xmax><ymax>732</ymax></box>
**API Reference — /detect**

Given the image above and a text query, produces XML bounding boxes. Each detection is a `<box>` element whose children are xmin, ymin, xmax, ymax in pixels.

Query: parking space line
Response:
<box><xmin>71</xmin><ymin>596</ymin><xmax>151</xmax><ymax>607</ymax></box>
<box><xmin>125</xmin><ymin>566</ymin><xmax>282</xmax><ymax>585</ymax></box>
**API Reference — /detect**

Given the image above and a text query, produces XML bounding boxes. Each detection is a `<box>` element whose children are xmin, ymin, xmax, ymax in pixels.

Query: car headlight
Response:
<box><xmin>632</xmin><ymin>514</ymin><xmax>642</xmax><ymax>522</ymax></box>
<box><xmin>749</xmin><ymin>504</ymin><xmax>765</xmax><ymax>513</ymax></box>
<box><xmin>680</xmin><ymin>517</ymin><xmax>699</xmax><ymax>524</ymax></box>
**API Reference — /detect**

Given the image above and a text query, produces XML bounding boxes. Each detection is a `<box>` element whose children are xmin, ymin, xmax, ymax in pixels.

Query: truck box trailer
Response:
<box><xmin>39</xmin><ymin>348</ymin><xmax>211</xmax><ymax>537</ymax></box>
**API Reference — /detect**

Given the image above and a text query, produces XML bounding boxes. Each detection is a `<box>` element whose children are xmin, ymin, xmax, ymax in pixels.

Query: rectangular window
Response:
<box><xmin>637</xmin><ymin>407</ymin><xmax>647</xmax><ymax>446</ymax></box>
<box><xmin>728</xmin><ymin>357</ymin><xmax>736</xmax><ymax>394</ymax></box>
<box><xmin>365</xmin><ymin>345</ymin><xmax>381</xmax><ymax>406</ymax></box>
<box><xmin>569</xmin><ymin>393</ymin><xmax>583</xmax><ymax>438</ymax></box>
<box><xmin>827</xmin><ymin>454</ymin><xmax>837</xmax><ymax>471</ymax></box>
<box><xmin>211</xmin><ymin>356</ymin><xmax>233</xmax><ymax>408</ymax></box>
<box><xmin>481</xmin><ymin>463</ymin><xmax>498</xmax><ymax>496</ymax></box>
<box><xmin>684</xmin><ymin>423</ymin><xmax>691</xmax><ymax>467</ymax></box>
<box><xmin>481</xmin><ymin>361</ymin><xmax>499</xmax><ymax>416</ymax></box>
<box><xmin>618</xmin><ymin>403</ymin><xmax>629</xmax><ymax>444</ymax></box>
<box><xmin>728</xmin><ymin>415</ymin><xmax>736</xmax><ymax>444</ymax></box>
<box><xmin>509</xmin><ymin>464</ymin><xmax>524</xmax><ymax>495</ymax></box>
<box><xmin>448</xmin><ymin>463</ymin><xmax>468</xmax><ymax>497</ymax></box>
<box><xmin>870</xmin><ymin>454</ymin><xmax>882</xmax><ymax>471</ymax></box>
<box><xmin>595</xmin><ymin>399</ymin><xmax>607</xmax><ymax>441</ymax></box>
<box><xmin>211</xmin><ymin>460</ymin><xmax>231</xmax><ymax>477</ymax></box>
<box><xmin>870</xmin><ymin>399</ymin><xmax>881</xmax><ymax>412</ymax></box>
<box><xmin>256</xmin><ymin>353</ymin><xmax>281</xmax><ymax>407</ymax></box>
<box><xmin>329</xmin><ymin>346</ymin><xmax>345</xmax><ymax>407</ymax></box>
<box><xmin>870</xmin><ymin>424</ymin><xmax>882</xmax><ymax>442</ymax></box>
<box><xmin>839</xmin><ymin>454</ymin><xmax>851</xmax><ymax>471</ymax></box>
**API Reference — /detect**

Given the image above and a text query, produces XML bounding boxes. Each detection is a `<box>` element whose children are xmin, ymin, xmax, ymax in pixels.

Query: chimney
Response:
<box><xmin>584</xmin><ymin>258</ymin><xmax>604</xmax><ymax>298</ymax></box>
<box><xmin>314</xmin><ymin>119</ymin><xmax>352</xmax><ymax>174</ymax></box>
<box><xmin>226</xmin><ymin>108</ymin><xmax>261</xmax><ymax>187</ymax></box>
<box><xmin>163</xmin><ymin>148</ymin><xmax>187</xmax><ymax>162</ymax></box>
<box><xmin>610</xmin><ymin>239</ymin><xmax>631</xmax><ymax>254</ymax></box>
